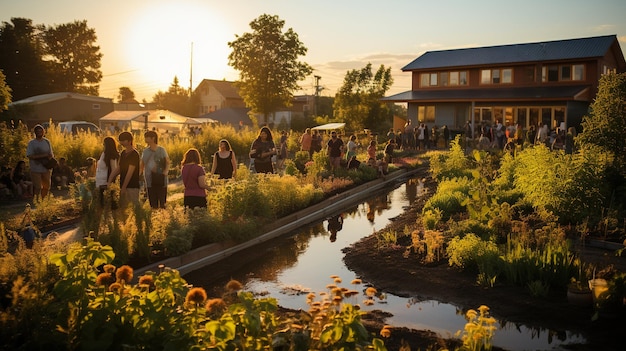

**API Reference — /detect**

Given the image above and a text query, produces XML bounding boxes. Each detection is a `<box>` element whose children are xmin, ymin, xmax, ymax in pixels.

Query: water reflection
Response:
<box><xmin>185</xmin><ymin>178</ymin><xmax>586</xmax><ymax>351</ymax></box>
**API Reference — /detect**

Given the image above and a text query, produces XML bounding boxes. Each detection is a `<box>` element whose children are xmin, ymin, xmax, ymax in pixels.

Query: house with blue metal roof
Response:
<box><xmin>383</xmin><ymin>35</ymin><xmax>626</xmax><ymax>137</ymax></box>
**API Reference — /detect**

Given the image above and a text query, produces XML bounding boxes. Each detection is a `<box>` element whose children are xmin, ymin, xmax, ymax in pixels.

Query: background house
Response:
<box><xmin>8</xmin><ymin>92</ymin><xmax>113</xmax><ymax>127</ymax></box>
<box><xmin>383</xmin><ymin>35</ymin><xmax>626</xmax><ymax>134</ymax></box>
<box><xmin>194</xmin><ymin>78</ymin><xmax>314</xmax><ymax>129</ymax></box>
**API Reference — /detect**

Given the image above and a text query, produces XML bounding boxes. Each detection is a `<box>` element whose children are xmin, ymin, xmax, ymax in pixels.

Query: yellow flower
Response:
<box><xmin>380</xmin><ymin>327</ymin><xmax>392</xmax><ymax>338</ymax></box>
<box><xmin>478</xmin><ymin>305</ymin><xmax>490</xmax><ymax>314</ymax></box>
<box><xmin>351</xmin><ymin>279</ymin><xmax>362</xmax><ymax>285</ymax></box>
<box><xmin>365</xmin><ymin>287</ymin><xmax>377</xmax><ymax>297</ymax></box>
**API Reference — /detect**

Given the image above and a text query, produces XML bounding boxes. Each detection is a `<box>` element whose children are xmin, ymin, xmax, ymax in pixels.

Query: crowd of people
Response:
<box><xmin>464</xmin><ymin>119</ymin><xmax>576</xmax><ymax>153</ymax></box>
<box><xmin>3</xmin><ymin>123</ymin><xmax>448</xmax><ymax>210</ymax></box>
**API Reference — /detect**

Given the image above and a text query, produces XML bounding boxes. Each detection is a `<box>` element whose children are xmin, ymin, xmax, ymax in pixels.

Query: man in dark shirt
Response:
<box><xmin>108</xmin><ymin>131</ymin><xmax>140</xmax><ymax>209</ymax></box>
<box><xmin>326</xmin><ymin>131</ymin><xmax>344</xmax><ymax>171</ymax></box>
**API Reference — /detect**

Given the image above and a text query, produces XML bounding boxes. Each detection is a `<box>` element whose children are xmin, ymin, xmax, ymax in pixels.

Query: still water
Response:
<box><xmin>185</xmin><ymin>178</ymin><xmax>586</xmax><ymax>351</ymax></box>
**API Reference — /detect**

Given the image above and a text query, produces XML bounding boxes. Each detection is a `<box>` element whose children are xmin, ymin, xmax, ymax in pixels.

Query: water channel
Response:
<box><xmin>184</xmin><ymin>177</ymin><xmax>586</xmax><ymax>351</ymax></box>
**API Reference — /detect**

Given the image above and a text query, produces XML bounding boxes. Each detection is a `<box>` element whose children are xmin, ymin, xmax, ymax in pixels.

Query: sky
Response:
<box><xmin>2</xmin><ymin>0</ymin><xmax>626</xmax><ymax>102</ymax></box>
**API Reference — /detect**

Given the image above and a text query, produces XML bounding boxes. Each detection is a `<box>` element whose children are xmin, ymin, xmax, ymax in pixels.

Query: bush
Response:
<box><xmin>422</xmin><ymin>177</ymin><xmax>471</xmax><ymax>219</ymax></box>
<box><xmin>446</xmin><ymin>233</ymin><xmax>499</xmax><ymax>272</ymax></box>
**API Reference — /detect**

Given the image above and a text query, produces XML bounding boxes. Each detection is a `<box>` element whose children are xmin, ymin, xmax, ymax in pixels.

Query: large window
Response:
<box><xmin>480</xmin><ymin>68</ymin><xmax>512</xmax><ymax>84</ymax></box>
<box><xmin>542</xmin><ymin>64</ymin><xmax>585</xmax><ymax>82</ymax></box>
<box><xmin>420</xmin><ymin>71</ymin><xmax>468</xmax><ymax>87</ymax></box>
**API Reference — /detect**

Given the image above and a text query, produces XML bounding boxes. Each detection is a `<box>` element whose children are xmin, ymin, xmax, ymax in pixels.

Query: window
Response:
<box><xmin>481</xmin><ymin>70</ymin><xmax>491</xmax><ymax>84</ymax></box>
<box><xmin>481</xmin><ymin>68</ymin><xmax>512</xmax><ymax>84</ymax></box>
<box><xmin>502</xmin><ymin>69</ymin><xmax>512</xmax><ymax>83</ymax></box>
<box><xmin>542</xmin><ymin>64</ymin><xmax>585</xmax><ymax>82</ymax></box>
<box><xmin>429</xmin><ymin>73</ymin><xmax>438</xmax><ymax>86</ymax></box>
<box><xmin>440</xmin><ymin>72</ymin><xmax>449</xmax><ymax>86</ymax></box>
<box><xmin>92</xmin><ymin>104</ymin><xmax>100</xmax><ymax>110</ymax></box>
<box><xmin>420</xmin><ymin>73</ymin><xmax>429</xmax><ymax>87</ymax></box>
<box><xmin>450</xmin><ymin>71</ymin><xmax>459</xmax><ymax>85</ymax></box>
<box><xmin>561</xmin><ymin>66</ymin><xmax>571</xmax><ymax>80</ymax></box>
<box><xmin>420</xmin><ymin>71</ymin><xmax>468</xmax><ymax>87</ymax></box>
<box><xmin>573</xmin><ymin>64</ymin><xmax>584</xmax><ymax>80</ymax></box>
<box><xmin>492</xmin><ymin>70</ymin><xmax>500</xmax><ymax>84</ymax></box>
<box><xmin>459</xmin><ymin>72</ymin><xmax>468</xmax><ymax>85</ymax></box>
<box><xmin>418</xmin><ymin>105</ymin><xmax>436</xmax><ymax>123</ymax></box>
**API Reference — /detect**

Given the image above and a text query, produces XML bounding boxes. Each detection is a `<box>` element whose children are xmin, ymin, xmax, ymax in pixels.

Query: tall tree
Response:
<box><xmin>0</xmin><ymin>18</ymin><xmax>50</xmax><ymax>100</ymax></box>
<box><xmin>117</xmin><ymin>86</ymin><xmax>136</xmax><ymax>103</ymax></box>
<box><xmin>0</xmin><ymin>69</ymin><xmax>12</xmax><ymax>112</ymax></box>
<box><xmin>228</xmin><ymin>14</ymin><xmax>312</xmax><ymax>126</ymax></box>
<box><xmin>43</xmin><ymin>20</ymin><xmax>102</xmax><ymax>95</ymax></box>
<box><xmin>333</xmin><ymin>63</ymin><xmax>394</xmax><ymax>133</ymax></box>
<box><xmin>152</xmin><ymin>76</ymin><xmax>195</xmax><ymax>116</ymax></box>
<box><xmin>577</xmin><ymin>72</ymin><xmax>626</xmax><ymax>172</ymax></box>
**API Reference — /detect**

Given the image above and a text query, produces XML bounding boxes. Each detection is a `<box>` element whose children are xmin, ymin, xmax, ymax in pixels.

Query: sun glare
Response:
<box><xmin>125</xmin><ymin>3</ymin><xmax>234</xmax><ymax>93</ymax></box>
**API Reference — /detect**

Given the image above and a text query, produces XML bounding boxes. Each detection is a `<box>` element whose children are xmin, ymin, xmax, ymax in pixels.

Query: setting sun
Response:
<box><xmin>124</xmin><ymin>3</ymin><xmax>235</xmax><ymax>95</ymax></box>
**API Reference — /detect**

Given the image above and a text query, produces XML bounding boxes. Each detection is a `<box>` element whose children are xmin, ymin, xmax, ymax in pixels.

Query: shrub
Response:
<box><xmin>429</xmin><ymin>135</ymin><xmax>472</xmax><ymax>181</ymax></box>
<box><xmin>446</xmin><ymin>233</ymin><xmax>499</xmax><ymax>272</ymax></box>
<box><xmin>422</xmin><ymin>177</ymin><xmax>471</xmax><ymax>219</ymax></box>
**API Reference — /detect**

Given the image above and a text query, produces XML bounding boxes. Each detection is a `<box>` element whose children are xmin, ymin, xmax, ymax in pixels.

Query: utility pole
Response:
<box><xmin>314</xmin><ymin>75</ymin><xmax>322</xmax><ymax>117</ymax></box>
<box><xmin>189</xmin><ymin>42</ymin><xmax>193</xmax><ymax>97</ymax></box>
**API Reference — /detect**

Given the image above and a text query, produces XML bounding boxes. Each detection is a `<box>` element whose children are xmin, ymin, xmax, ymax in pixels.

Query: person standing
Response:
<box><xmin>442</xmin><ymin>125</ymin><xmax>450</xmax><ymax>148</ymax></box>
<box><xmin>384</xmin><ymin>138</ymin><xmax>395</xmax><ymax>164</ymax></box>
<box><xmin>95</xmin><ymin>136</ymin><xmax>120</xmax><ymax>208</ymax></box>
<box><xmin>326</xmin><ymin>131</ymin><xmax>344</xmax><ymax>171</ymax></box>
<box><xmin>299</xmin><ymin>128</ymin><xmax>312</xmax><ymax>157</ymax></box>
<box><xmin>181</xmin><ymin>148</ymin><xmax>210</xmax><ymax>209</ymax></box>
<box><xmin>211</xmin><ymin>139</ymin><xmax>237</xmax><ymax>179</ymax></box>
<box><xmin>108</xmin><ymin>131</ymin><xmax>140</xmax><ymax>209</ymax></box>
<box><xmin>140</xmin><ymin>130</ymin><xmax>170</xmax><ymax>209</ymax></box>
<box><xmin>26</xmin><ymin>124</ymin><xmax>54</xmax><ymax>200</ymax></box>
<box><xmin>249</xmin><ymin>126</ymin><xmax>276</xmax><ymax>174</ymax></box>
<box><xmin>311</xmin><ymin>130</ymin><xmax>322</xmax><ymax>156</ymax></box>
<box><xmin>367</xmin><ymin>140</ymin><xmax>377</xmax><ymax>162</ymax></box>
<box><xmin>345</xmin><ymin>134</ymin><xmax>358</xmax><ymax>162</ymax></box>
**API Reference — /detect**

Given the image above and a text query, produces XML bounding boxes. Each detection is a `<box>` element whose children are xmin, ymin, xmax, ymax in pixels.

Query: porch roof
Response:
<box><xmin>382</xmin><ymin>85</ymin><xmax>590</xmax><ymax>103</ymax></box>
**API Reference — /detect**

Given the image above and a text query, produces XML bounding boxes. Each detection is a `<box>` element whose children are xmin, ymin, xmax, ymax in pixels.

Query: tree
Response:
<box><xmin>43</xmin><ymin>20</ymin><xmax>102</xmax><ymax>95</ymax></box>
<box><xmin>0</xmin><ymin>69</ymin><xmax>12</xmax><ymax>112</ymax></box>
<box><xmin>117</xmin><ymin>87</ymin><xmax>136</xmax><ymax>103</ymax></box>
<box><xmin>333</xmin><ymin>63</ymin><xmax>393</xmax><ymax>133</ymax></box>
<box><xmin>0</xmin><ymin>18</ymin><xmax>51</xmax><ymax>100</ymax></box>
<box><xmin>577</xmin><ymin>72</ymin><xmax>626</xmax><ymax>171</ymax></box>
<box><xmin>228</xmin><ymin>14</ymin><xmax>312</xmax><ymax>126</ymax></box>
<box><xmin>152</xmin><ymin>76</ymin><xmax>195</xmax><ymax>116</ymax></box>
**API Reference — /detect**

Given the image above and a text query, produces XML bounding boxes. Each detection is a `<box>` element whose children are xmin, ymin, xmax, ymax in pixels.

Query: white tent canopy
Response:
<box><xmin>100</xmin><ymin>110</ymin><xmax>200</xmax><ymax>133</ymax></box>
<box><xmin>311</xmin><ymin>122</ymin><xmax>346</xmax><ymax>131</ymax></box>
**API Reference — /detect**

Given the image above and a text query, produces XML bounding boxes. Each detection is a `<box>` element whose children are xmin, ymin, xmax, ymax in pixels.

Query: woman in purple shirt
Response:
<box><xmin>181</xmin><ymin>148</ymin><xmax>211</xmax><ymax>209</ymax></box>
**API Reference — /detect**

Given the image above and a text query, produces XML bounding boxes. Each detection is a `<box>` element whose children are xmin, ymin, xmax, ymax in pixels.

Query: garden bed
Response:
<box><xmin>342</xmin><ymin>174</ymin><xmax>626</xmax><ymax>351</ymax></box>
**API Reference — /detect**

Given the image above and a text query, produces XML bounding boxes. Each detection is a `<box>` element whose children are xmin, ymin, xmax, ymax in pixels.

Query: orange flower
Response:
<box><xmin>205</xmin><ymin>298</ymin><xmax>227</xmax><ymax>315</ymax></box>
<box><xmin>186</xmin><ymin>287</ymin><xmax>208</xmax><ymax>305</ymax></box>
<box><xmin>115</xmin><ymin>265</ymin><xmax>133</xmax><ymax>283</ymax></box>
<box><xmin>96</xmin><ymin>272</ymin><xmax>115</xmax><ymax>287</ymax></box>
<box><xmin>225</xmin><ymin>279</ymin><xmax>243</xmax><ymax>292</ymax></box>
